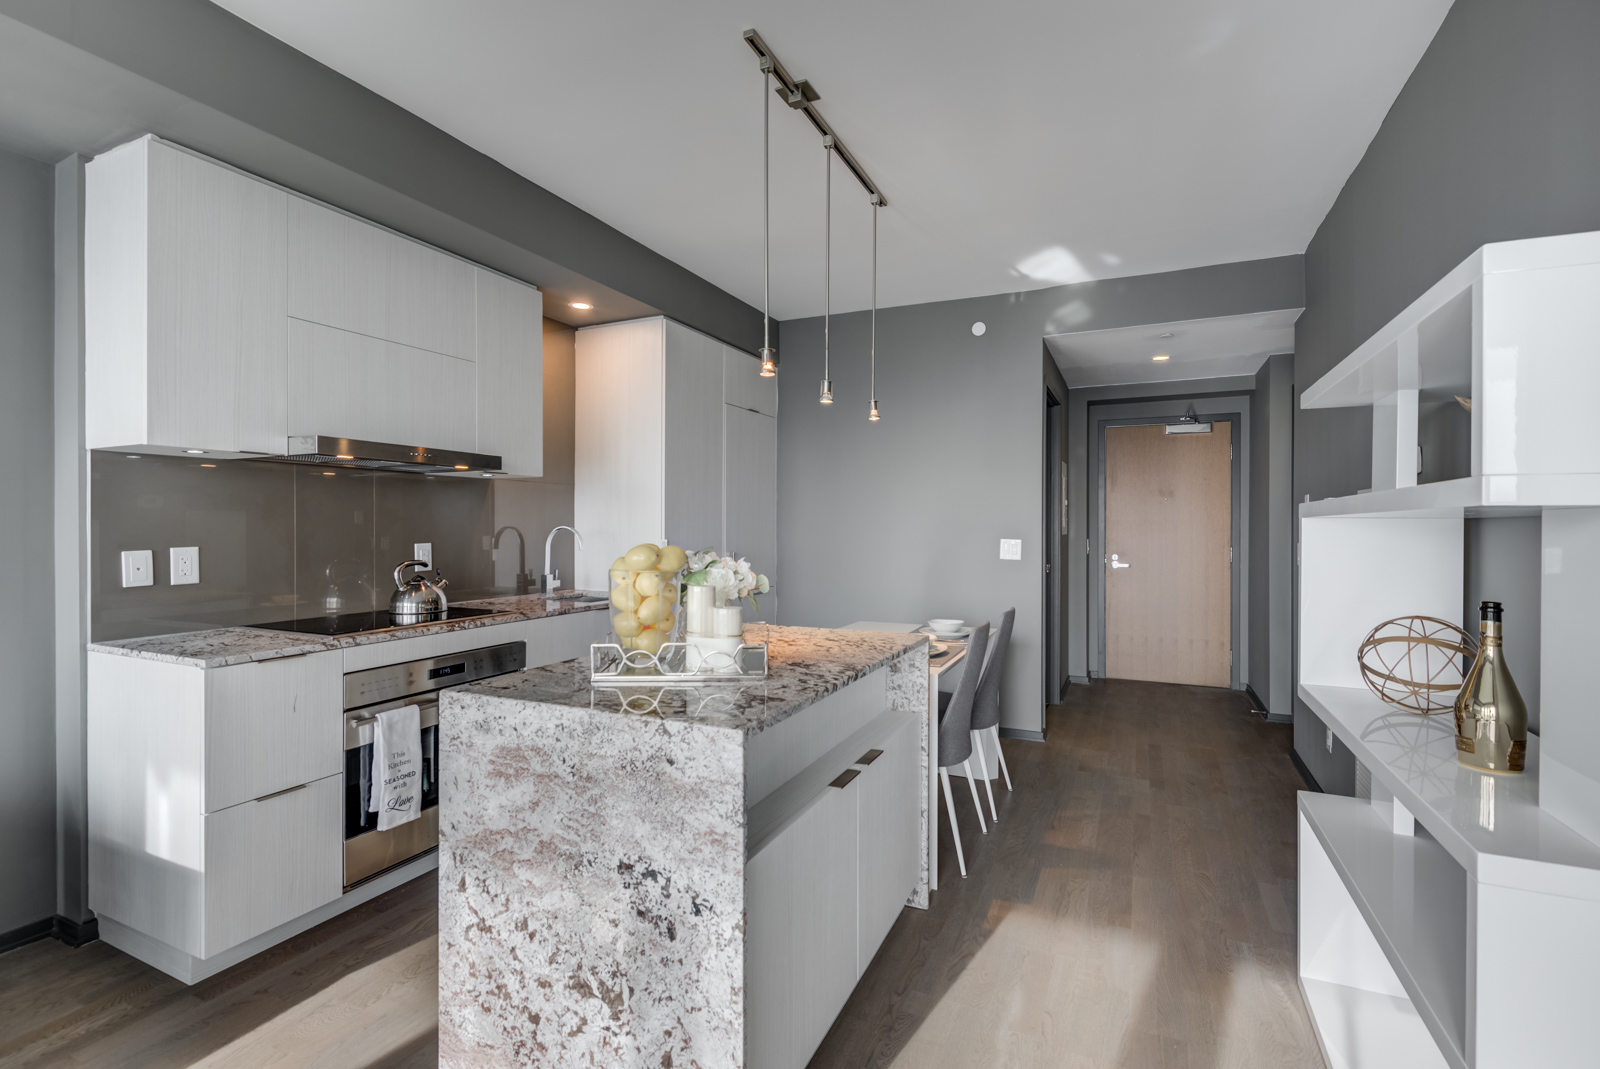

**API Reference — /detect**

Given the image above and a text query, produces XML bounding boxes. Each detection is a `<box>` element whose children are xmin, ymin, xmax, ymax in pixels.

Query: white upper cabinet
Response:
<box><xmin>475</xmin><ymin>268</ymin><xmax>543</xmax><ymax>476</ymax></box>
<box><xmin>725</xmin><ymin>346</ymin><xmax>778</xmax><ymax>417</ymax></box>
<box><xmin>85</xmin><ymin>135</ymin><xmax>542</xmax><ymax>469</ymax></box>
<box><xmin>575</xmin><ymin>316</ymin><xmax>777</xmax><ymax>594</ymax></box>
<box><xmin>87</xmin><ymin>136</ymin><xmax>288</xmax><ymax>454</ymax></box>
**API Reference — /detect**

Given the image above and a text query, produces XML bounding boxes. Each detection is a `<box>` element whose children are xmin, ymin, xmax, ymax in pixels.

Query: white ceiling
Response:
<box><xmin>1046</xmin><ymin>309</ymin><xmax>1299</xmax><ymax>388</ymax></box>
<box><xmin>209</xmin><ymin>0</ymin><xmax>1450</xmax><ymax>320</ymax></box>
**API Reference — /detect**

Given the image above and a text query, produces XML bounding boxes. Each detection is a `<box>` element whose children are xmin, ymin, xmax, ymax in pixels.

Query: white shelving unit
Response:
<box><xmin>1297</xmin><ymin>231</ymin><xmax>1600</xmax><ymax>1068</ymax></box>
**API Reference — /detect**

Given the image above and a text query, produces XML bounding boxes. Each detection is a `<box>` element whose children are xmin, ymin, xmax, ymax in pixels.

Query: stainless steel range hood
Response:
<box><xmin>270</xmin><ymin>436</ymin><xmax>502</xmax><ymax>474</ymax></box>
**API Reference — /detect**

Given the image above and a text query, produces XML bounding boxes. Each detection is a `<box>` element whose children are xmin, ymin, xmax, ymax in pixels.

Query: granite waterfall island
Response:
<box><xmin>437</xmin><ymin>625</ymin><xmax>931</xmax><ymax>1068</ymax></box>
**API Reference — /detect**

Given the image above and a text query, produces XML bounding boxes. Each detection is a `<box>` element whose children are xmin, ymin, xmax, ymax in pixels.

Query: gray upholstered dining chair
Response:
<box><xmin>937</xmin><ymin>621</ymin><xmax>990</xmax><ymax>879</ymax></box>
<box><xmin>969</xmin><ymin>607</ymin><xmax>1015</xmax><ymax>823</ymax></box>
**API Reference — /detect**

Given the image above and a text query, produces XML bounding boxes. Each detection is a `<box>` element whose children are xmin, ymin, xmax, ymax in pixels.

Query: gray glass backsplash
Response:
<box><xmin>92</xmin><ymin>453</ymin><xmax>498</xmax><ymax>641</ymax></box>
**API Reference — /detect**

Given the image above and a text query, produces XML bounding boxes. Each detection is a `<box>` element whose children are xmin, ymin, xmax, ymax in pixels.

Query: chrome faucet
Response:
<box><xmin>542</xmin><ymin>526</ymin><xmax>584</xmax><ymax>594</ymax></box>
<box><xmin>493</xmin><ymin>525</ymin><xmax>531</xmax><ymax>594</ymax></box>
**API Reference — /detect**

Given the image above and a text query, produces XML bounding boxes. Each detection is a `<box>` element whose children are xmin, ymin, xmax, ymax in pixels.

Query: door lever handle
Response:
<box><xmin>1110</xmin><ymin>553</ymin><xmax>1131</xmax><ymax>569</ymax></box>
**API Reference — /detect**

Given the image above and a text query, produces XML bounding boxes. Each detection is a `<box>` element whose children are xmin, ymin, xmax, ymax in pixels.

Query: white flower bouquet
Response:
<box><xmin>684</xmin><ymin>548</ymin><xmax>770</xmax><ymax>614</ymax></box>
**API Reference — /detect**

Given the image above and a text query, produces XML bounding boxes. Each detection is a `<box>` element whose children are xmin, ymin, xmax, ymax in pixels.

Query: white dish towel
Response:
<box><xmin>368</xmin><ymin>704</ymin><xmax>422</xmax><ymax>831</ymax></box>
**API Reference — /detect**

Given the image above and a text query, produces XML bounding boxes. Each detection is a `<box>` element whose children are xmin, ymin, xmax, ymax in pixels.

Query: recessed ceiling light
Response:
<box><xmin>184</xmin><ymin>449</ymin><xmax>206</xmax><ymax>454</ymax></box>
<box><xmin>200</xmin><ymin>463</ymin><xmax>216</xmax><ymax>468</ymax></box>
<box><xmin>125</xmin><ymin>455</ymin><xmax>141</xmax><ymax>459</ymax></box>
<box><xmin>480</xmin><ymin>472</ymin><xmax>495</xmax><ymax>478</ymax></box>
<box><xmin>570</xmin><ymin>301</ymin><xmax>592</xmax><ymax>310</ymax></box>
<box><xmin>1152</xmin><ymin>354</ymin><xmax>1170</xmax><ymax>362</ymax></box>
<box><xmin>454</xmin><ymin>465</ymin><xmax>469</xmax><ymax>470</ymax></box>
<box><xmin>1158</xmin><ymin>332</ymin><xmax>1174</xmax><ymax>339</ymax></box>
<box><xmin>322</xmin><ymin>471</ymin><xmax>336</xmax><ymax>476</ymax></box>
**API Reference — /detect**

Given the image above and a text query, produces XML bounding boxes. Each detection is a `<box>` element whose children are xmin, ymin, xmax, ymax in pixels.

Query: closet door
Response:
<box><xmin>475</xmin><ymin>268</ymin><xmax>543</xmax><ymax>476</ymax></box>
<box><xmin>663</xmin><ymin>320</ymin><xmax>726</xmax><ymax>555</ymax></box>
<box><xmin>724</xmin><ymin>404</ymin><xmax>778</xmax><ymax>584</ymax></box>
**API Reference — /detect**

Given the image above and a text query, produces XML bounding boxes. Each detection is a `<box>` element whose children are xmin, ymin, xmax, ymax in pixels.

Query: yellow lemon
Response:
<box><xmin>656</xmin><ymin>545</ymin><xmax>687</xmax><ymax>574</ymax></box>
<box><xmin>637</xmin><ymin>595</ymin><xmax>666</xmax><ymax>625</ymax></box>
<box><xmin>661</xmin><ymin>582</ymin><xmax>678</xmax><ymax>605</ymax></box>
<box><xmin>634</xmin><ymin>627</ymin><xmax>663</xmax><ymax>655</ymax></box>
<box><xmin>613</xmin><ymin>611</ymin><xmax>643</xmax><ymax>638</ymax></box>
<box><xmin>659</xmin><ymin>609</ymin><xmax>676</xmax><ymax>634</ymax></box>
<box><xmin>634</xmin><ymin>570</ymin><xmax>664</xmax><ymax>597</ymax></box>
<box><xmin>610</xmin><ymin>584</ymin><xmax>641</xmax><ymax>612</ymax></box>
<box><xmin>623</xmin><ymin>543</ymin><xmax>661</xmax><ymax>570</ymax></box>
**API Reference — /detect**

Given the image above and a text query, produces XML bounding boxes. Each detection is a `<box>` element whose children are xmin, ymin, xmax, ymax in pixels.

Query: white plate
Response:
<box><xmin>928</xmin><ymin>642</ymin><xmax>949</xmax><ymax>658</ymax></box>
<box><xmin>920</xmin><ymin>625</ymin><xmax>971</xmax><ymax>640</ymax></box>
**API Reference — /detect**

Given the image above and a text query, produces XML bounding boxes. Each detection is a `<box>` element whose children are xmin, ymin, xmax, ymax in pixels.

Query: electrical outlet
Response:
<box><xmin>999</xmin><ymin>538</ymin><xmax>1022</xmax><ymax>561</ymax></box>
<box><xmin>120</xmin><ymin>549</ymin><xmax>153</xmax><ymax>588</ymax></box>
<box><xmin>414</xmin><ymin>543</ymin><xmax>433</xmax><ymax>568</ymax></box>
<box><xmin>1325</xmin><ymin>726</ymin><xmax>1334</xmax><ymax>753</ymax></box>
<box><xmin>169</xmin><ymin>546</ymin><xmax>200</xmax><ymax>586</ymax></box>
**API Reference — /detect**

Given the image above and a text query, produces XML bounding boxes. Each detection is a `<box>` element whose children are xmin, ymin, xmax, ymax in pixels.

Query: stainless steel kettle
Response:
<box><xmin>389</xmin><ymin>559</ymin><xmax>449</xmax><ymax>619</ymax></box>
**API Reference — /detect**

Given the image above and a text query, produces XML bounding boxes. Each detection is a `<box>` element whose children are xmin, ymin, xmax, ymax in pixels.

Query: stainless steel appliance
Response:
<box><xmin>389</xmin><ymin>559</ymin><xmax>449</xmax><ymax>621</ymax></box>
<box><xmin>342</xmin><ymin>640</ymin><xmax>526</xmax><ymax>890</ymax></box>
<box><xmin>270</xmin><ymin>435</ymin><xmax>502</xmax><ymax>474</ymax></box>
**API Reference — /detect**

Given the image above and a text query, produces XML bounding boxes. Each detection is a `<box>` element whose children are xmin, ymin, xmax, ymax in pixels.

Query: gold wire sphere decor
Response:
<box><xmin>1357</xmin><ymin>616</ymin><xmax>1479</xmax><ymax>715</ymax></box>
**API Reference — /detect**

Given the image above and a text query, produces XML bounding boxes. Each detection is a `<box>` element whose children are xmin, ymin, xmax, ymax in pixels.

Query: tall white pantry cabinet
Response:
<box><xmin>84</xmin><ymin>135</ymin><xmax>543</xmax><ymax>475</ymax></box>
<box><xmin>574</xmin><ymin>317</ymin><xmax>779</xmax><ymax>608</ymax></box>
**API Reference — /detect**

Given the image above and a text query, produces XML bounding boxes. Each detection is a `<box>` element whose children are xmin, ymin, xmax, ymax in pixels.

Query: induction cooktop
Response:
<box><xmin>251</xmin><ymin>605</ymin><xmax>511</xmax><ymax>637</ymax></box>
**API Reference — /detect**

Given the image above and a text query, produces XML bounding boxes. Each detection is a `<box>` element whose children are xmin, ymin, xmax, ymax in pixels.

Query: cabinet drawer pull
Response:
<box><xmin>255</xmin><ymin>783</ymin><xmax>308</xmax><ymax>803</ymax></box>
<box><xmin>828</xmin><ymin>769</ymin><xmax>860</xmax><ymax>789</ymax></box>
<box><xmin>857</xmin><ymin>749</ymin><xmax>883</xmax><ymax>766</ymax></box>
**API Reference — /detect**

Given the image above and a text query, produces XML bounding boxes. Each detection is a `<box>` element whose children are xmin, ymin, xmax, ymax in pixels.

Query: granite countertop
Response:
<box><xmin>446</xmin><ymin>624</ymin><xmax>927</xmax><ymax>737</ymax></box>
<box><xmin>86</xmin><ymin>591</ymin><xmax>609</xmax><ymax>669</ymax></box>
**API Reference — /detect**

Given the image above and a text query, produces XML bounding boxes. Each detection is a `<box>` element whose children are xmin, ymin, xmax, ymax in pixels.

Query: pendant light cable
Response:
<box><xmin>820</xmin><ymin>136</ymin><xmax>834</xmax><ymax>403</ymax></box>
<box><xmin>758</xmin><ymin>57</ymin><xmax>777</xmax><ymax>377</ymax></box>
<box><xmin>869</xmin><ymin>196</ymin><xmax>879</xmax><ymax>421</ymax></box>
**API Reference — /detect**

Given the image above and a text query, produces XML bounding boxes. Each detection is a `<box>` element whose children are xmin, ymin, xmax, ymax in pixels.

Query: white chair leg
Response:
<box><xmin>992</xmin><ymin>725</ymin><xmax>1013</xmax><ymax>791</ymax></box>
<box><xmin>971</xmin><ymin>729</ymin><xmax>998</xmax><ymax>823</ymax></box>
<box><xmin>962</xmin><ymin>759</ymin><xmax>988</xmax><ymax>833</ymax></box>
<box><xmin>940</xmin><ymin>768</ymin><xmax>967</xmax><ymax>878</ymax></box>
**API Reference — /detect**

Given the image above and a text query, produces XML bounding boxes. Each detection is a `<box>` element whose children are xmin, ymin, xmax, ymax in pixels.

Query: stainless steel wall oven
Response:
<box><xmin>341</xmin><ymin>641</ymin><xmax>525</xmax><ymax>889</ymax></box>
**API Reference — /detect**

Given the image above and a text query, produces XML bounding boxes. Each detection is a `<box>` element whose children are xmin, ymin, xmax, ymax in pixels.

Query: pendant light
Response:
<box><xmin>820</xmin><ymin>135</ymin><xmax>834</xmax><ymax>404</ymax></box>
<box><xmin>869</xmin><ymin>194</ymin><xmax>880</xmax><ymax>421</ymax></box>
<box><xmin>758</xmin><ymin>57</ymin><xmax>777</xmax><ymax>377</ymax></box>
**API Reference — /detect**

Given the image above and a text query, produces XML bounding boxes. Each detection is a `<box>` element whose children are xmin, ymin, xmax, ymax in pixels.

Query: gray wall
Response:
<box><xmin>777</xmin><ymin>257</ymin><xmax>1302</xmax><ymax>735</ymax></box>
<box><xmin>0</xmin><ymin>146</ymin><xmax>57</xmax><ymax>936</ymax></box>
<box><xmin>1293</xmin><ymin>0</ymin><xmax>1600</xmax><ymax>790</ymax></box>
<box><xmin>1249</xmin><ymin>354</ymin><xmax>1294</xmax><ymax>718</ymax></box>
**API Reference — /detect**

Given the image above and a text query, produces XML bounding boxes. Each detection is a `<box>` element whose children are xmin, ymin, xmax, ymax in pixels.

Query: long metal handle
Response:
<box><xmin>393</xmin><ymin>559</ymin><xmax>429</xmax><ymax>589</ymax></box>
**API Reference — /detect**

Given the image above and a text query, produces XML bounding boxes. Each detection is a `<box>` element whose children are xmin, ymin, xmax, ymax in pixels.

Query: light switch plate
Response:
<box><xmin>999</xmin><ymin>538</ymin><xmax>1022</xmax><ymax>561</ymax></box>
<box><xmin>414</xmin><ymin>543</ymin><xmax>433</xmax><ymax>568</ymax></box>
<box><xmin>120</xmin><ymin>549</ymin><xmax>153</xmax><ymax>588</ymax></box>
<box><xmin>169</xmin><ymin>546</ymin><xmax>200</xmax><ymax>586</ymax></box>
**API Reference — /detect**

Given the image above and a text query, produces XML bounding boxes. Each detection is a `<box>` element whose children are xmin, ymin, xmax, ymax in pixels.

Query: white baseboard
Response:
<box><xmin>98</xmin><ymin>851</ymin><xmax>438</xmax><ymax>984</ymax></box>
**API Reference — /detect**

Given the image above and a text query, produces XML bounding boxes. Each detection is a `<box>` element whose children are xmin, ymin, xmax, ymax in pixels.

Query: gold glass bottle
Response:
<box><xmin>1454</xmin><ymin>601</ymin><xmax>1528</xmax><ymax>773</ymax></box>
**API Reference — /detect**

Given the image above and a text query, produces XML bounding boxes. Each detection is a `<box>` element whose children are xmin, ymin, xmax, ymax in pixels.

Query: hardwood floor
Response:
<box><xmin>807</xmin><ymin>678</ymin><xmax>1324</xmax><ymax>1069</ymax></box>
<box><xmin>0</xmin><ymin>679</ymin><xmax>1321</xmax><ymax>1068</ymax></box>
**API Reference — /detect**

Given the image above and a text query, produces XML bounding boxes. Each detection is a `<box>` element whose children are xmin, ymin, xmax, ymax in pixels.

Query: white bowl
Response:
<box><xmin>928</xmin><ymin>618</ymin><xmax>964</xmax><ymax>634</ymax></box>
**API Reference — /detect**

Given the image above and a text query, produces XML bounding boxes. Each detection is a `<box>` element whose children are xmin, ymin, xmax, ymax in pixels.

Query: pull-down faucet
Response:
<box><xmin>542</xmin><ymin>526</ymin><xmax>584</xmax><ymax>594</ymax></box>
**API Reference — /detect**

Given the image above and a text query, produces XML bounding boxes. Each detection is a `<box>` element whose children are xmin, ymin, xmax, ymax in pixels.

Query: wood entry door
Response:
<box><xmin>1104</xmin><ymin>422</ymin><xmax>1232</xmax><ymax>687</ymax></box>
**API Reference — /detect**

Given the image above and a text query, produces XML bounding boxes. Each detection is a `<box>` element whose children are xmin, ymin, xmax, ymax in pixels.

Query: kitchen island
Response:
<box><xmin>437</xmin><ymin>625</ymin><xmax>930</xmax><ymax>1069</ymax></box>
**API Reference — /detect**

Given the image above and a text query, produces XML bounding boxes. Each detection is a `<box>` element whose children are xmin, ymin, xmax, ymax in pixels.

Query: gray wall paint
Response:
<box><xmin>0</xmin><ymin>146</ymin><xmax>57</xmax><ymax>934</ymax></box>
<box><xmin>778</xmin><ymin>258</ymin><xmax>1302</xmax><ymax>735</ymax></box>
<box><xmin>1293</xmin><ymin>0</ymin><xmax>1600</xmax><ymax>790</ymax></box>
<box><xmin>0</xmin><ymin>0</ymin><xmax>767</xmax><ymax>351</ymax></box>
<box><xmin>1250</xmin><ymin>354</ymin><xmax>1294</xmax><ymax>717</ymax></box>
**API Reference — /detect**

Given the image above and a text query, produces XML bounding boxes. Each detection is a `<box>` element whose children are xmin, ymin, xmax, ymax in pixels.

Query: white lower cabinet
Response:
<box><xmin>746</xmin><ymin>709</ymin><xmax>920</xmax><ymax>1069</ymax></box>
<box><xmin>747</xmin><ymin>776</ymin><xmax>860</xmax><ymax>1069</ymax></box>
<box><xmin>203</xmin><ymin>774</ymin><xmax>343</xmax><ymax>956</ymax></box>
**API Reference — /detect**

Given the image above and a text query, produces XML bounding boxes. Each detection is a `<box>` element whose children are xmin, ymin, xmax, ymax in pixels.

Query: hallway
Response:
<box><xmin>810</xmin><ymin>678</ymin><xmax>1323</xmax><ymax>1068</ymax></box>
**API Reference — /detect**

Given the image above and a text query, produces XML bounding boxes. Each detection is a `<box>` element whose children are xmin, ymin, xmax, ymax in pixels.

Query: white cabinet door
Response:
<box><xmin>664</xmin><ymin>320</ymin><xmax>725</xmax><ymax>554</ymax></box>
<box><xmin>287</xmin><ymin>196</ymin><xmax>476</xmax><ymax>361</ymax></box>
<box><xmin>204</xmin><ymin>651</ymin><xmax>343</xmax><ymax>814</ymax></box>
<box><xmin>574</xmin><ymin>318</ymin><xmax>667</xmax><ymax>589</ymax></box>
<box><xmin>203</xmin><ymin>773</ymin><xmax>342</xmax><ymax>957</ymax></box>
<box><xmin>855</xmin><ymin>713</ymin><xmax>920</xmax><ymax>973</ymax></box>
<box><xmin>725</xmin><ymin>345</ymin><xmax>778</xmax><ymax>417</ymax></box>
<box><xmin>86</xmin><ymin>136</ymin><xmax>288</xmax><ymax>454</ymax></box>
<box><xmin>746</xmin><ymin>775</ymin><xmax>859</xmax><ymax>1069</ymax></box>
<box><xmin>475</xmin><ymin>267</ymin><xmax>543</xmax><ymax>475</ymax></box>
<box><xmin>286</xmin><ymin>319</ymin><xmax>476</xmax><ymax>448</ymax></box>
<box><xmin>725</xmin><ymin>404</ymin><xmax>778</xmax><ymax>581</ymax></box>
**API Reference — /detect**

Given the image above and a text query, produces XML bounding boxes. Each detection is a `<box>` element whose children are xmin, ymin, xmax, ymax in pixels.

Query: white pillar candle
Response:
<box><xmin>713</xmin><ymin>605</ymin><xmax>744</xmax><ymax>639</ymax></box>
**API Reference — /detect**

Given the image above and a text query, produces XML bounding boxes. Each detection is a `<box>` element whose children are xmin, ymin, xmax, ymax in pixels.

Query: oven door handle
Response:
<box><xmin>347</xmin><ymin>701</ymin><xmax>440</xmax><ymax>740</ymax></box>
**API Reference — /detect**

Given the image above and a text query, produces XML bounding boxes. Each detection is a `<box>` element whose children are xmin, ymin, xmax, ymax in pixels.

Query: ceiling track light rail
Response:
<box><xmin>743</xmin><ymin>28</ymin><xmax>887</xmax><ymax>207</ymax></box>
